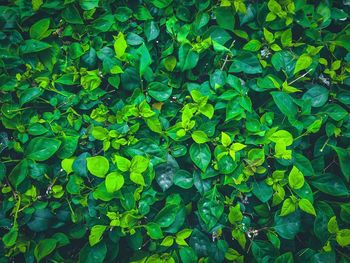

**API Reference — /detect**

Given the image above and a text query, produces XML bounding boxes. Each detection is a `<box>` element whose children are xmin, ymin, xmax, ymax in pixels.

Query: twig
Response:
<box><xmin>46</xmin><ymin>177</ymin><xmax>57</xmax><ymax>195</ymax></box>
<box><xmin>5</xmin><ymin>177</ymin><xmax>17</xmax><ymax>201</ymax></box>
<box><xmin>220</xmin><ymin>40</ymin><xmax>236</xmax><ymax>71</ymax></box>
<box><xmin>288</xmin><ymin>69</ymin><xmax>312</xmax><ymax>85</ymax></box>
<box><xmin>246</xmin><ymin>235</ymin><xmax>255</xmax><ymax>253</ymax></box>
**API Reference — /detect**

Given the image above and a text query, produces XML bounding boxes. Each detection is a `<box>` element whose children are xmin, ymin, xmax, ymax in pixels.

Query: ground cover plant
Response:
<box><xmin>1</xmin><ymin>0</ymin><xmax>350</xmax><ymax>262</ymax></box>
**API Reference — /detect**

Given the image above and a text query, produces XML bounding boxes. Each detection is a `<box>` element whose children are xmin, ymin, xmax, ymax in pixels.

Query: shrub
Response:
<box><xmin>1</xmin><ymin>0</ymin><xmax>350</xmax><ymax>262</ymax></box>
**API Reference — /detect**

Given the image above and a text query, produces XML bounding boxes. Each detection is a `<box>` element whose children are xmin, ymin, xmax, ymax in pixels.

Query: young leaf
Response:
<box><xmin>288</xmin><ymin>166</ymin><xmax>305</xmax><ymax>189</ymax></box>
<box><xmin>114</xmin><ymin>156</ymin><xmax>131</xmax><ymax>172</ymax></box>
<box><xmin>105</xmin><ymin>172</ymin><xmax>124</xmax><ymax>193</ymax></box>
<box><xmin>294</xmin><ymin>54</ymin><xmax>312</xmax><ymax>75</ymax></box>
<box><xmin>298</xmin><ymin>199</ymin><xmax>316</xmax><ymax>216</ymax></box>
<box><xmin>114</xmin><ymin>32</ymin><xmax>127</xmax><ymax>59</ymax></box>
<box><xmin>191</xmin><ymin>131</ymin><xmax>209</xmax><ymax>144</ymax></box>
<box><xmin>89</xmin><ymin>225</ymin><xmax>107</xmax><ymax>246</ymax></box>
<box><xmin>87</xmin><ymin>156</ymin><xmax>109</xmax><ymax>178</ymax></box>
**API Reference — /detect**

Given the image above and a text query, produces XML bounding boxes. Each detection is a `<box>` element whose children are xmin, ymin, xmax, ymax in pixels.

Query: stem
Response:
<box><xmin>294</xmin><ymin>132</ymin><xmax>308</xmax><ymax>141</ymax></box>
<box><xmin>320</xmin><ymin>138</ymin><xmax>330</xmax><ymax>152</ymax></box>
<box><xmin>220</xmin><ymin>40</ymin><xmax>236</xmax><ymax>71</ymax></box>
<box><xmin>246</xmin><ymin>235</ymin><xmax>255</xmax><ymax>253</ymax></box>
<box><xmin>66</xmin><ymin>197</ymin><xmax>76</xmax><ymax>220</ymax></box>
<box><xmin>13</xmin><ymin>195</ymin><xmax>21</xmax><ymax>227</ymax></box>
<box><xmin>288</xmin><ymin>69</ymin><xmax>312</xmax><ymax>85</ymax></box>
<box><xmin>1</xmin><ymin>159</ymin><xmax>21</xmax><ymax>163</ymax></box>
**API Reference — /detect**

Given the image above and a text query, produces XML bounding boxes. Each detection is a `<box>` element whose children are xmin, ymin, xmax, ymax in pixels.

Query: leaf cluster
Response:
<box><xmin>1</xmin><ymin>0</ymin><xmax>350</xmax><ymax>262</ymax></box>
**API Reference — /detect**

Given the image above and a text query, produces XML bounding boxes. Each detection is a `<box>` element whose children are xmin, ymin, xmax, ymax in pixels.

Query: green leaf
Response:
<box><xmin>271</xmin><ymin>91</ymin><xmax>297</xmax><ymax>118</ymax></box>
<box><xmin>2</xmin><ymin>227</ymin><xmax>18</xmax><ymax>247</ymax></box>
<box><xmin>243</xmin><ymin>40</ymin><xmax>261</xmax><ymax>51</ymax></box>
<box><xmin>226</xmin><ymin>98</ymin><xmax>245</xmax><ymax>121</ymax></box>
<box><xmin>302</xmin><ymin>85</ymin><xmax>329</xmax><ymax>107</ymax></box>
<box><xmin>92</xmin><ymin>126</ymin><xmax>108</xmax><ymax>140</ymax></box>
<box><xmin>144</xmin><ymin>21</ymin><xmax>160</xmax><ymax>42</ymax></box>
<box><xmin>131</xmin><ymin>155</ymin><xmax>149</xmax><ymax>174</ymax></box>
<box><xmin>61</xmin><ymin>158</ymin><xmax>74</xmax><ymax>175</ymax></box>
<box><xmin>336</xmin><ymin>229</ymin><xmax>350</xmax><ymax>247</ymax></box>
<box><xmin>180</xmin><ymin>247</ymin><xmax>198</xmax><ymax>263</ymax></box>
<box><xmin>29</xmin><ymin>18</ymin><xmax>50</xmax><ymax>40</ymax></box>
<box><xmin>173</xmin><ymin>170</ymin><xmax>193</xmax><ymax>189</ymax></box>
<box><xmin>89</xmin><ymin>225</ymin><xmax>107</xmax><ymax>246</ymax></box>
<box><xmin>32</xmin><ymin>0</ymin><xmax>43</xmax><ymax>10</ymax></box>
<box><xmin>179</xmin><ymin>44</ymin><xmax>199</xmax><ymax>71</ymax></box>
<box><xmin>299</xmin><ymin>199</ymin><xmax>316</xmax><ymax>216</ymax></box>
<box><xmin>221</xmin><ymin>132</ymin><xmax>232</xmax><ymax>147</ymax></box>
<box><xmin>215</xmin><ymin>7</ymin><xmax>235</xmax><ymax>31</ymax></box>
<box><xmin>327</xmin><ymin>216</ymin><xmax>339</xmax><ymax>234</ymax></box>
<box><xmin>191</xmin><ymin>131</ymin><xmax>209</xmax><ymax>144</ymax></box>
<box><xmin>20</xmin><ymin>39</ymin><xmax>51</xmax><ymax>54</ymax></box>
<box><xmin>146</xmin><ymin>117</ymin><xmax>162</xmax><ymax>133</ymax></box>
<box><xmin>8</xmin><ymin>159</ymin><xmax>28</xmax><ymax>188</ymax></box>
<box><xmin>114</xmin><ymin>156</ymin><xmax>131</xmax><ymax>172</ymax></box>
<box><xmin>79</xmin><ymin>243</ymin><xmax>107</xmax><ymax>263</ymax></box>
<box><xmin>160</xmin><ymin>236</ymin><xmax>174</xmax><ymax>246</ymax></box>
<box><xmin>198</xmin><ymin>187</ymin><xmax>224</xmax><ymax>229</ymax></box>
<box><xmin>130</xmin><ymin>172</ymin><xmax>145</xmax><ymax>186</ymax></box>
<box><xmin>190</xmin><ymin>143</ymin><xmax>211</xmax><ymax>172</ymax></box>
<box><xmin>218</xmin><ymin>154</ymin><xmax>237</xmax><ymax>174</ymax></box>
<box><xmin>228</xmin><ymin>204</ymin><xmax>243</xmax><ymax>224</ymax></box>
<box><xmin>263</xmin><ymin>28</ymin><xmax>274</xmax><ymax>43</ymax></box>
<box><xmin>87</xmin><ymin>156</ymin><xmax>109</xmax><ymax>178</ymax></box>
<box><xmin>271</xmin><ymin>51</ymin><xmax>295</xmax><ymax>75</ymax></box>
<box><xmin>288</xmin><ymin>166</ymin><xmax>305</xmax><ymax>189</ymax></box>
<box><xmin>294</xmin><ymin>54</ymin><xmax>312</xmax><ymax>74</ymax></box>
<box><xmin>25</xmin><ymin>137</ymin><xmax>61</xmax><ymax>161</ymax></box>
<box><xmin>164</xmin><ymin>56</ymin><xmax>177</xmax><ymax>71</ymax></box>
<box><xmin>269</xmin><ymin>130</ymin><xmax>293</xmax><ymax>146</ymax></box>
<box><xmin>62</xmin><ymin>4</ymin><xmax>83</xmax><ymax>24</ymax></box>
<box><xmin>137</xmin><ymin>43</ymin><xmax>152</xmax><ymax>76</ymax></box>
<box><xmin>150</xmin><ymin>0</ymin><xmax>173</xmax><ymax>8</ymax></box>
<box><xmin>114</xmin><ymin>32</ymin><xmax>127</xmax><ymax>59</ymax></box>
<box><xmin>280</xmin><ymin>198</ymin><xmax>297</xmax><ymax>216</ymax></box>
<box><xmin>331</xmin><ymin>146</ymin><xmax>350</xmax><ymax>182</ymax></box>
<box><xmin>135</xmin><ymin>5</ymin><xmax>153</xmax><ymax>20</ymax></box>
<box><xmin>176</xmin><ymin>228</ymin><xmax>192</xmax><ymax>240</ymax></box>
<box><xmin>146</xmin><ymin>223</ymin><xmax>163</xmax><ymax>239</ymax></box>
<box><xmin>311</xmin><ymin>173</ymin><xmax>349</xmax><ymax>197</ymax></box>
<box><xmin>57</xmin><ymin>135</ymin><xmax>78</xmax><ymax>159</ymax></box>
<box><xmin>275</xmin><ymin>252</ymin><xmax>293</xmax><ymax>263</ymax></box>
<box><xmin>199</xmin><ymin>104</ymin><xmax>214</xmax><ymax>119</ymax></box>
<box><xmin>105</xmin><ymin>172</ymin><xmax>124</xmax><ymax>193</ymax></box>
<box><xmin>252</xmin><ymin>181</ymin><xmax>273</xmax><ymax>203</ymax></box>
<box><xmin>274</xmin><ymin>211</ymin><xmax>301</xmax><ymax>240</ymax></box>
<box><xmin>115</xmin><ymin>7</ymin><xmax>132</xmax><ymax>22</ymax></box>
<box><xmin>34</xmin><ymin>239</ymin><xmax>57</xmax><ymax>261</ymax></box>
<box><xmin>281</xmin><ymin>29</ymin><xmax>292</xmax><ymax>47</ymax></box>
<box><xmin>79</xmin><ymin>0</ymin><xmax>99</xmax><ymax>10</ymax></box>
<box><xmin>229</xmin><ymin>52</ymin><xmax>262</xmax><ymax>74</ymax></box>
<box><xmin>27</xmin><ymin>123</ymin><xmax>48</xmax><ymax>136</ymax></box>
<box><xmin>323</xmin><ymin>104</ymin><xmax>348</xmax><ymax>121</ymax></box>
<box><xmin>154</xmin><ymin>204</ymin><xmax>178</xmax><ymax>227</ymax></box>
<box><xmin>294</xmin><ymin>153</ymin><xmax>314</xmax><ymax>177</ymax></box>
<box><xmin>19</xmin><ymin>88</ymin><xmax>43</xmax><ymax>106</ymax></box>
<box><xmin>148</xmin><ymin>82</ymin><xmax>172</xmax><ymax>102</ymax></box>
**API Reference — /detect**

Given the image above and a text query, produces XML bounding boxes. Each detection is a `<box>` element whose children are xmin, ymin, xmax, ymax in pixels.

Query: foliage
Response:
<box><xmin>1</xmin><ymin>0</ymin><xmax>350</xmax><ymax>262</ymax></box>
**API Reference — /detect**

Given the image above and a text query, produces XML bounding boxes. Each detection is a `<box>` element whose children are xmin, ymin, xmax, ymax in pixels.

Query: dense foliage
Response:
<box><xmin>1</xmin><ymin>0</ymin><xmax>350</xmax><ymax>262</ymax></box>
